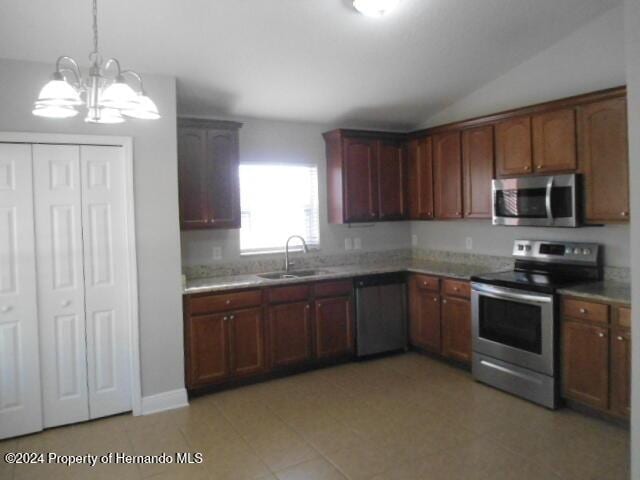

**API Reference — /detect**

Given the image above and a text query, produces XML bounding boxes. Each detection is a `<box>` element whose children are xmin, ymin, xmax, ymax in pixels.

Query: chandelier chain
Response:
<box><xmin>92</xmin><ymin>0</ymin><xmax>99</xmax><ymax>55</ymax></box>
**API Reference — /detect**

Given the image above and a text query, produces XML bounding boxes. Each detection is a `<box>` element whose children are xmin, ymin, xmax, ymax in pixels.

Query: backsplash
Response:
<box><xmin>184</xmin><ymin>246</ymin><xmax>631</xmax><ymax>283</ymax></box>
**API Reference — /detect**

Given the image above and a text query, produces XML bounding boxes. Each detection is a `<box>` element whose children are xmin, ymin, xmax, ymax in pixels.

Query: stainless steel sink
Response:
<box><xmin>257</xmin><ymin>269</ymin><xmax>331</xmax><ymax>280</ymax></box>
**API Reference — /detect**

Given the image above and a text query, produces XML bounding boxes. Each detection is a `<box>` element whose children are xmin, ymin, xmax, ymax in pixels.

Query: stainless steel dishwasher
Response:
<box><xmin>354</xmin><ymin>273</ymin><xmax>407</xmax><ymax>357</ymax></box>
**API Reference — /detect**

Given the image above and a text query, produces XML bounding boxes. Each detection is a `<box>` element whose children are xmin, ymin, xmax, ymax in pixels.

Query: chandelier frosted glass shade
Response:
<box><xmin>35</xmin><ymin>73</ymin><xmax>83</xmax><ymax>107</ymax></box>
<box><xmin>32</xmin><ymin>104</ymin><xmax>79</xmax><ymax>118</ymax></box>
<box><xmin>100</xmin><ymin>78</ymin><xmax>140</xmax><ymax>110</ymax></box>
<box><xmin>353</xmin><ymin>0</ymin><xmax>400</xmax><ymax>17</ymax></box>
<box><xmin>122</xmin><ymin>94</ymin><xmax>161</xmax><ymax>120</ymax></box>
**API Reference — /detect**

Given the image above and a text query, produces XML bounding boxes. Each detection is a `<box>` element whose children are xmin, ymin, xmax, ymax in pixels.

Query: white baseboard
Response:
<box><xmin>140</xmin><ymin>388</ymin><xmax>189</xmax><ymax>416</ymax></box>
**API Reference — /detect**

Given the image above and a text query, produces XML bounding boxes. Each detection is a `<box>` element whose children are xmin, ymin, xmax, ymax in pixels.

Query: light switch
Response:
<box><xmin>354</xmin><ymin>238</ymin><xmax>362</xmax><ymax>250</ymax></box>
<box><xmin>465</xmin><ymin>237</ymin><xmax>473</xmax><ymax>250</ymax></box>
<box><xmin>212</xmin><ymin>246</ymin><xmax>223</xmax><ymax>260</ymax></box>
<box><xmin>411</xmin><ymin>234</ymin><xmax>418</xmax><ymax>247</ymax></box>
<box><xmin>344</xmin><ymin>238</ymin><xmax>353</xmax><ymax>251</ymax></box>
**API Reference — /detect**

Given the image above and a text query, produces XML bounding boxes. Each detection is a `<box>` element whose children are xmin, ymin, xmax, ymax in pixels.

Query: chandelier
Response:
<box><xmin>33</xmin><ymin>0</ymin><xmax>159</xmax><ymax>123</ymax></box>
<box><xmin>353</xmin><ymin>0</ymin><xmax>401</xmax><ymax>17</ymax></box>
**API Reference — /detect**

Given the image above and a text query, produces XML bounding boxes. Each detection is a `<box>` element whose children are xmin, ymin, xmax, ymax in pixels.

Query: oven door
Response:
<box><xmin>471</xmin><ymin>282</ymin><xmax>555</xmax><ymax>376</ymax></box>
<box><xmin>492</xmin><ymin>174</ymin><xmax>578</xmax><ymax>227</ymax></box>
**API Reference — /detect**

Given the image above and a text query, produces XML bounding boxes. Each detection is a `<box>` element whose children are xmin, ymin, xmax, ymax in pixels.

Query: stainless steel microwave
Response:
<box><xmin>492</xmin><ymin>174</ymin><xmax>580</xmax><ymax>227</ymax></box>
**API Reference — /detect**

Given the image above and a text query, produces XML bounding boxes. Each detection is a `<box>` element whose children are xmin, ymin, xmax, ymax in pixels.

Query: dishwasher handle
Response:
<box><xmin>354</xmin><ymin>272</ymin><xmax>406</xmax><ymax>289</ymax></box>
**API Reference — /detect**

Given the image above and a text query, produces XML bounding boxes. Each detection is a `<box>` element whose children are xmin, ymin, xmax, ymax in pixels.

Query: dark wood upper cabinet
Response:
<box><xmin>409</xmin><ymin>277</ymin><xmax>441</xmax><ymax>354</ymax></box>
<box><xmin>578</xmin><ymin>97</ymin><xmax>630</xmax><ymax>223</ymax></box>
<box><xmin>343</xmin><ymin>136</ymin><xmax>379</xmax><ymax>222</ymax></box>
<box><xmin>532</xmin><ymin>109</ymin><xmax>577</xmax><ymax>173</ymax></box>
<box><xmin>377</xmin><ymin>140</ymin><xmax>407</xmax><ymax>220</ymax></box>
<box><xmin>314</xmin><ymin>296</ymin><xmax>354</xmax><ymax>360</ymax></box>
<box><xmin>462</xmin><ymin>126</ymin><xmax>494</xmax><ymax>219</ymax></box>
<box><xmin>268</xmin><ymin>301</ymin><xmax>313</xmax><ymax>369</ymax></box>
<box><xmin>495</xmin><ymin>116</ymin><xmax>533</xmax><ymax>177</ymax></box>
<box><xmin>408</xmin><ymin>137</ymin><xmax>434</xmax><ymax>220</ymax></box>
<box><xmin>178</xmin><ymin>119</ymin><xmax>242</xmax><ymax>230</ymax></box>
<box><xmin>186</xmin><ymin>313</ymin><xmax>230</xmax><ymax>387</ymax></box>
<box><xmin>562</xmin><ymin>320</ymin><xmax>609</xmax><ymax>410</ymax></box>
<box><xmin>324</xmin><ymin>129</ymin><xmax>407</xmax><ymax>224</ymax></box>
<box><xmin>229</xmin><ymin>308</ymin><xmax>265</xmax><ymax>378</ymax></box>
<box><xmin>433</xmin><ymin>131</ymin><xmax>463</xmax><ymax>219</ymax></box>
<box><xmin>441</xmin><ymin>296</ymin><xmax>471</xmax><ymax>364</ymax></box>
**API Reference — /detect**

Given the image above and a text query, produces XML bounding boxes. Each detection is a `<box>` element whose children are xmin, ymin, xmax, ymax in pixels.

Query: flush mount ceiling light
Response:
<box><xmin>33</xmin><ymin>0</ymin><xmax>160</xmax><ymax>123</ymax></box>
<box><xmin>353</xmin><ymin>0</ymin><xmax>401</xmax><ymax>18</ymax></box>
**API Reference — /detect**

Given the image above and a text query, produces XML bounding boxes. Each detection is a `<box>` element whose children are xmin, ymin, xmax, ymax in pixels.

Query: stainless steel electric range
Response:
<box><xmin>470</xmin><ymin>240</ymin><xmax>602</xmax><ymax>409</ymax></box>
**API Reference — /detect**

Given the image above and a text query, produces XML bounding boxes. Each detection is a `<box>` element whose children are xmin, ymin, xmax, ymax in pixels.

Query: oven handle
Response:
<box><xmin>545</xmin><ymin>176</ymin><xmax>554</xmax><ymax>223</ymax></box>
<box><xmin>471</xmin><ymin>283</ymin><xmax>553</xmax><ymax>305</ymax></box>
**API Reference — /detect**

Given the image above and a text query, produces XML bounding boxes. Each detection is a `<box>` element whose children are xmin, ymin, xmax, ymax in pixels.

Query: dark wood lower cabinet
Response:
<box><xmin>230</xmin><ymin>308</ymin><xmax>265</xmax><ymax>378</ymax></box>
<box><xmin>409</xmin><ymin>283</ymin><xmax>441</xmax><ymax>354</ymax></box>
<box><xmin>314</xmin><ymin>296</ymin><xmax>354</xmax><ymax>360</ymax></box>
<box><xmin>562</xmin><ymin>320</ymin><xmax>609</xmax><ymax>410</ymax></box>
<box><xmin>186</xmin><ymin>313</ymin><xmax>230</xmax><ymax>387</ymax></box>
<box><xmin>268</xmin><ymin>301</ymin><xmax>313</xmax><ymax>369</ymax></box>
<box><xmin>441</xmin><ymin>296</ymin><xmax>472</xmax><ymax>364</ymax></box>
<box><xmin>611</xmin><ymin>327</ymin><xmax>632</xmax><ymax>417</ymax></box>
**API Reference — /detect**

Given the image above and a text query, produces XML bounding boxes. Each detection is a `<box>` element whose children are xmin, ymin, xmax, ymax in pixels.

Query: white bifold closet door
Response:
<box><xmin>33</xmin><ymin>144</ymin><xmax>131</xmax><ymax>430</ymax></box>
<box><xmin>0</xmin><ymin>144</ymin><xmax>43</xmax><ymax>439</ymax></box>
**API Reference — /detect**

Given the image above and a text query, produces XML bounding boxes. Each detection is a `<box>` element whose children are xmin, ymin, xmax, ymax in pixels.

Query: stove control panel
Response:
<box><xmin>513</xmin><ymin>240</ymin><xmax>600</xmax><ymax>265</ymax></box>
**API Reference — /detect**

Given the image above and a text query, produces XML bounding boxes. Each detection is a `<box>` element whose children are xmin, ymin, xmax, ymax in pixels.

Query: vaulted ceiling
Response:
<box><xmin>0</xmin><ymin>0</ymin><xmax>622</xmax><ymax>129</ymax></box>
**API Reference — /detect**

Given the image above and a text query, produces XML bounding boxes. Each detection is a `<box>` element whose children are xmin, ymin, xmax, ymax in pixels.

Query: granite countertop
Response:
<box><xmin>558</xmin><ymin>281</ymin><xmax>631</xmax><ymax>306</ymax></box>
<box><xmin>183</xmin><ymin>259</ymin><xmax>499</xmax><ymax>295</ymax></box>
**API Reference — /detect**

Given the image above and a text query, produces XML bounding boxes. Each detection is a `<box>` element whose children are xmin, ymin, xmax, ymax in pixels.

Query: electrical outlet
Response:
<box><xmin>354</xmin><ymin>237</ymin><xmax>362</xmax><ymax>250</ymax></box>
<box><xmin>465</xmin><ymin>237</ymin><xmax>473</xmax><ymax>250</ymax></box>
<box><xmin>411</xmin><ymin>234</ymin><xmax>418</xmax><ymax>247</ymax></box>
<box><xmin>344</xmin><ymin>238</ymin><xmax>353</xmax><ymax>251</ymax></box>
<box><xmin>212</xmin><ymin>246</ymin><xmax>223</xmax><ymax>260</ymax></box>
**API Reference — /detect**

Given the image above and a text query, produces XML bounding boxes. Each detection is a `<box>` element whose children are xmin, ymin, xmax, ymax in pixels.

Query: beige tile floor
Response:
<box><xmin>0</xmin><ymin>353</ymin><xmax>630</xmax><ymax>480</ymax></box>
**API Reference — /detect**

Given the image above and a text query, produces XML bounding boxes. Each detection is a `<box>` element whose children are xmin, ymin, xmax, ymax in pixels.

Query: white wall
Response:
<box><xmin>412</xmin><ymin>5</ymin><xmax>630</xmax><ymax>269</ymax></box>
<box><xmin>422</xmin><ymin>5</ymin><xmax>626</xmax><ymax>127</ymax></box>
<box><xmin>180</xmin><ymin>117</ymin><xmax>410</xmax><ymax>267</ymax></box>
<box><xmin>624</xmin><ymin>0</ymin><xmax>640</xmax><ymax>476</ymax></box>
<box><xmin>0</xmin><ymin>58</ymin><xmax>184</xmax><ymax>399</ymax></box>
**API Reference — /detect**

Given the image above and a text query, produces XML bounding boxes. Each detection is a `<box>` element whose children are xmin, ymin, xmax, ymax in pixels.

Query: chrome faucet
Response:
<box><xmin>284</xmin><ymin>235</ymin><xmax>309</xmax><ymax>273</ymax></box>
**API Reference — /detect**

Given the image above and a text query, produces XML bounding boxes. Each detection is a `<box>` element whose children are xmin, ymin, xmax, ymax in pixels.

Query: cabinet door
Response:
<box><xmin>206</xmin><ymin>129</ymin><xmax>241</xmax><ymax>228</ymax></box>
<box><xmin>433</xmin><ymin>131</ymin><xmax>463</xmax><ymax>219</ymax></box>
<box><xmin>178</xmin><ymin>128</ymin><xmax>209</xmax><ymax>228</ymax></box>
<box><xmin>462</xmin><ymin>126</ymin><xmax>494</xmax><ymax>218</ymax></box>
<box><xmin>441</xmin><ymin>296</ymin><xmax>471</xmax><ymax>364</ymax></box>
<box><xmin>578</xmin><ymin>98</ymin><xmax>629</xmax><ymax>223</ymax></box>
<box><xmin>561</xmin><ymin>320</ymin><xmax>609</xmax><ymax>410</ymax></box>
<box><xmin>230</xmin><ymin>308</ymin><xmax>265</xmax><ymax>378</ymax></box>
<box><xmin>377</xmin><ymin>140</ymin><xmax>407</xmax><ymax>220</ymax></box>
<box><xmin>611</xmin><ymin>328</ymin><xmax>631</xmax><ymax>418</ymax></box>
<box><xmin>268</xmin><ymin>301</ymin><xmax>312</xmax><ymax>368</ymax></box>
<box><xmin>186</xmin><ymin>313</ymin><xmax>230</xmax><ymax>388</ymax></box>
<box><xmin>409</xmin><ymin>280</ymin><xmax>441</xmax><ymax>354</ymax></box>
<box><xmin>343</xmin><ymin>137</ymin><xmax>379</xmax><ymax>222</ymax></box>
<box><xmin>495</xmin><ymin>117</ymin><xmax>533</xmax><ymax>176</ymax></box>
<box><xmin>532</xmin><ymin>109</ymin><xmax>577</xmax><ymax>173</ymax></box>
<box><xmin>314</xmin><ymin>296</ymin><xmax>354</xmax><ymax>360</ymax></box>
<box><xmin>0</xmin><ymin>144</ymin><xmax>43</xmax><ymax>440</ymax></box>
<box><xmin>408</xmin><ymin>137</ymin><xmax>434</xmax><ymax>219</ymax></box>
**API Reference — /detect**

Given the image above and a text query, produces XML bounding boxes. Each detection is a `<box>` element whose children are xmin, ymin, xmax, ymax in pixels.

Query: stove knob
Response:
<box><xmin>573</xmin><ymin>248</ymin><xmax>581</xmax><ymax>255</ymax></box>
<box><xmin>565</xmin><ymin>246</ymin><xmax>572</xmax><ymax>255</ymax></box>
<box><xmin>582</xmin><ymin>248</ymin><xmax>591</xmax><ymax>256</ymax></box>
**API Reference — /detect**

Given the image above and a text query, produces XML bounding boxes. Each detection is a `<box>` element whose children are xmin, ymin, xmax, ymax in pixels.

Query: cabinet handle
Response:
<box><xmin>423</xmin><ymin>281</ymin><xmax>428</xmax><ymax>286</ymax></box>
<box><xmin>229</xmin><ymin>315</ymin><xmax>235</xmax><ymax>320</ymax></box>
<box><xmin>370</xmin><ymin>212</ymin><xmax>376</xmax><ymax>218</ymax></box>
<box><xmin>223</xmin><ymin>316</ymin><xmax>228</xmax><ymax>321</ymax></box>
<box><xmin>442</xmin><ymin>299</ymin><xmax>448</xmax><ymax>304</ymax></box>
<box><xmin>597</xmin><ymin>332</ymin><xmax>606</xmax><ymax>338</ymax></box>
<box><xmin>621</xmin><ymin>211</ymin><xmax>629</xmax><ymax>217</ymax></box>
<box><xmin>579</xmin><ymin>308</ymin><xmax>587</xmax><ymax>314</ymax></box>
<box><xmin>0</xmin><ymin>306</ymin><xmax>12</xmax><ymax>314</ymax></box>
<box><xmin>617</xmin><ymin>336</ymin><xmax>624</xmax><ymax>341</ymax></box>
<box><xmin>454</xmin><ymin>287</ymin><xmax>460</xmax><ymax>291</ymax></box>
<box><xmin>524</xmin><ymin>165</ymin><xmax>531</xmax><ymax>171</ymax></box>
<box><xmin>536</xmin><ymin>165</ymin><xmax>542</xmax><ymax>170</ymax></box>
<box><xmin>306</xmin><ymin>304</ymin><xmax>310</xmax><ymax>310</ymax></box>
<box><xmin>456</xmin><ymin>211</ymin><xmax>461</xmax><ymax>216</ymax></box>
<box><xmin>433</xmin><ymin>297</ymin><xmax>438</xmax><ymax>302</ymax></box>
<box><xmin>225</xmin><ymin>300</ymin><xmax>231</xmax><ymax>305</ymax></box>
<box><xmin>61</xmin><ymin>300</ymin><xmax>72</xmax><ymax>308</ymax></box>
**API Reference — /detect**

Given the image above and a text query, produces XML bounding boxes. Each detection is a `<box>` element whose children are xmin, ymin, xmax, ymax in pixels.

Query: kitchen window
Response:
<box><xmin>239</xmin><ymin>164</ymin><xmax>320</xmax><ymax>254</ymax></box>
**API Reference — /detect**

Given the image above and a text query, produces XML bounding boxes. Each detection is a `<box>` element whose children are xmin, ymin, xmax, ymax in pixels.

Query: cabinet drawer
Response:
<box><xmin>314</xmin><ymin>280</ymin><xmax>352</xmax><ymax>298</ymax></box>
<box><xmin>267</xmin><ymin>284</ymin><xmax>312</xmax><ymax>304</ymax></box>
<box><xmin>190</xmin><ymin>290</ymin><xmax>263</xmax><ymax>315</ymax></box>
<box><xmin>563</xmin><ymin>298</ymin><xmax>609</xmax><ymax>324</ymax></box>
<box><xmin>442</xmin><ymin>279</ymin><xmax>470</xmax><ymax>299</ymax></box>
<box><xmin>616</xmin><ymin>307</ymin><xmax>631</xmax><ymax>328</ymax></box>
<box><xmin>412</xmin><ymin>274</ymin><xmax>440</xmax><ymax>292</ymax></box>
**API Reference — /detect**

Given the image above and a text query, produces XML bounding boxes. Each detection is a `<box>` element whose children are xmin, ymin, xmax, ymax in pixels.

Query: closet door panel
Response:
<box><xmin>33</xmin><ymin>144</ymin><xmax>89</xmax><ymax>428</ymax></box>
<box><xmin>81</xmin><ymin>146</ymin><xmax>131</xmax><ymax>418</ymax></box>
<box><xmin>0</xmin><ymin>144</ymin><xmax>43</xmax><ymax>440</ymax></box>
